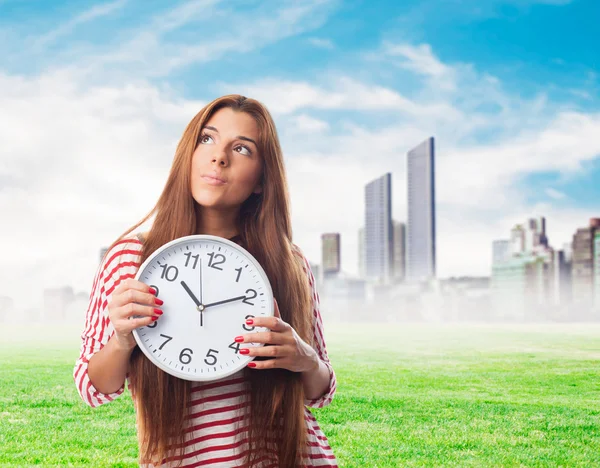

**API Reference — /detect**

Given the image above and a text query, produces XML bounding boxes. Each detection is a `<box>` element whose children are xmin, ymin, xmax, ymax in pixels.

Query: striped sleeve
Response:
<box><xmin>73</xmin><ymin>238</ymin><xmax>143</xmax><ymax>408</ymax></box>
<box><xmin>293</xmin><ymin>245</ymin><xmax>337</xmax><ymax>409</ymax></box>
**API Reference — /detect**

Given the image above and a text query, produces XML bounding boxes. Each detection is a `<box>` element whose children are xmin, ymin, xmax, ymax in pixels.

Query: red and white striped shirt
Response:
<box><xmin>73</xmin><ymin>235</ymin><xmax>338</xmax><ymax>467</ymax></box>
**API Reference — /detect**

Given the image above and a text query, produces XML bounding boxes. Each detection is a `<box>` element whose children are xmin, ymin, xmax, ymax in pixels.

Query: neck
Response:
<box><xmin>195</xmin><ymin>206</ymin><xmax>240</xmax><ymax>239</ymax></box>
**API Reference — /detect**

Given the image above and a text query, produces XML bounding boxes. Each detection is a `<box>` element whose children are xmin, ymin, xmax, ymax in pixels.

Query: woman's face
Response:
<box><xmin>190</xmin><ymin>107</ymin><xmax>263</xmax><ymax>211</ymax></box>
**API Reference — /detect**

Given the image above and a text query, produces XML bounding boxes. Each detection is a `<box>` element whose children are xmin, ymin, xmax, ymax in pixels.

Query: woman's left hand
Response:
<box><xmin>234</xmin><ymin>299</ymin><xmax>319</xmax><ymax>373</ymax></box>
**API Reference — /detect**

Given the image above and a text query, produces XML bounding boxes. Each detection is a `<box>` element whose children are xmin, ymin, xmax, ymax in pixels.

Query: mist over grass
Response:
<box><xmin>1</xmin><ymin>323</ymin><xmax>599</xmax><ymax>466</ymax></box>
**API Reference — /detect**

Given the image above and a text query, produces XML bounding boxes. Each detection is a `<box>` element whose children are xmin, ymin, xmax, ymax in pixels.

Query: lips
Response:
<box><xmin>201</xmin><ymin>174</ymin><xmax>227</xmax><ymax>186</ymax></box>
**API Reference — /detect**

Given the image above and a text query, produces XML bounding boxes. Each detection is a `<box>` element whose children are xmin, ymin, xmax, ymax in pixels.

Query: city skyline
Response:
<box><xmin>1</xmin><ymin>0</ymin><xmax>599</xmax><ymax>310</ymax></box>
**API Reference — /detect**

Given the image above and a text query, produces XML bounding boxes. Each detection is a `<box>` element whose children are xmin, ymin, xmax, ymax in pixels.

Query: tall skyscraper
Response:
<box><xmin>510</xmin><ymin>224</ymin><xmax>525</xmax><ymax>255</ymax></box>
<box><xmin>392</xmin><ymin>220</ymin><xmax>406</xmax><ymax>281</ymax></box>
<box><xmin>571</xmin><ymin>218</ymin><xmax>600</xmax><ymax>309</ymax></box>
<box><xmin>407</xmin><ymin>137</ymin><xmax>436</xmax><ymax>281</ymax></box>
<box><xmin>552</xmin><ymin>249</ymin><xmax>572</xmax><ymax>306</ymax></box>
<box><xmin>321</xmin><ymin>233</ymin><xmax>341</xmax><ymax>277</ymax></box>
<box><xmin>358</xmin><ymin>227</ymin><xmax>365</xmax><ymax>279</ymax></box>
<box><xmin>365</xmin><ymin>173</ymin><xmax>393</xmax><ymax>283</ymax></box>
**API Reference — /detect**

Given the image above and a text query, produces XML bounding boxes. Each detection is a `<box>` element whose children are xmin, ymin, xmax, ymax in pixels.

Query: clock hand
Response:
<box><xmin>199</xmin><ymin>258</ymin><xmax>203</xmax><ymax>326</ymax></box>
<box><xmin>199</xmin><ymin>258</ymin><xmax>203</xmax><ymax>303</ymax></box>
<box><xmin>180</xmin><ymin>280</ymin><xmax>201</xmax><ymax>307</ymax></box>
<box><xmin>203</xmin><ymin>295</ymin><xmax>247</xmax><ymax>309</ymax></box>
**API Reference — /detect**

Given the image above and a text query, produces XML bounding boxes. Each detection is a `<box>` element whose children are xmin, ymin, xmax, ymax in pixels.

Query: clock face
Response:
<box><xmin>132</xmin><ymin>234</ymin><xmax>274</xmax><ymax>381</ymax></box>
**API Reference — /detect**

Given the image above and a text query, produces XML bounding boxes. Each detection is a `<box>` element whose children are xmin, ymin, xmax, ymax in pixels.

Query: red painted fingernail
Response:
<box><xmin>149</xmin><ymin>287</ymin><xmax>157</xmax><ymax>295</ymax></box>
<box><xmin>151</xmin><ymin>316</ymin><xmax>159</xmax><ymax>322</ymax></box>
<box><xmin>247</xmin><ymin>362</ymin><xmax>256</xmax><ymax>368</ymax></box>
<box><xmin>234</xmin><ymin>336</ymin><xmax>244</xmax><ymax>343</ymax></box>
<box><xmin>155</xmin><ymin>298</ymin><xmax>164</xmax><ymax>306</ymax></box>
<box><xmin>154</xmin><ymin>308</ymin><xmax>163</xmax><ymax>315</ymax></box>
<box><xmin>239</xmin><ymin>348</ymin><xmax>250</xmax><ymax>355</ymax></box>
<box><xmin>245</xmin><ymin>319</ymin><xmax>254</xmax><ymax>325</ymax></box>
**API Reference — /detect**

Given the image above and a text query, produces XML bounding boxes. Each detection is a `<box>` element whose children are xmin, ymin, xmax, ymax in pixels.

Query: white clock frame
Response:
<box><xmin>132</xmin><ymin>234</ymin><xmax>274</xmax><ymax>382</ymax></box>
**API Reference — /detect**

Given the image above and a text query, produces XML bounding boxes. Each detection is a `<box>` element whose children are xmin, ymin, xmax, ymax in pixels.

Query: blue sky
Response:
<box><xmin>0</xmin><ymin>0</ymin><xmax>599</xmax><ymax>307</ymax></box>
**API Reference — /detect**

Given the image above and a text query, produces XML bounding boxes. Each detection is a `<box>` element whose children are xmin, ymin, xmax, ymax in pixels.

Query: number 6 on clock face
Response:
<box><xmin>132</xmin><ymin>234</ymin><xmax>275</xmax><ymax>382</ymax></box>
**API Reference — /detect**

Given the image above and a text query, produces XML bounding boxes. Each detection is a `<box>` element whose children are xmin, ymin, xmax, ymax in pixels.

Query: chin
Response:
<box><xmin>192</xmin><ymin>196</ymin><xmax>240</xmax><ymax>211</ymax></box>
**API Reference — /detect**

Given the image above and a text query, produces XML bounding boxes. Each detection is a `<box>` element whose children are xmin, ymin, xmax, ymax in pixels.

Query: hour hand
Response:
<box><xmin>204</xmin><ymin>295</ymin><xmax>246</xmax><ymax>309</ymax></box>
<box><xmin>180</xmin><ymin>280</ymin><xmax>201</xmax><ymax>307</ymax></box>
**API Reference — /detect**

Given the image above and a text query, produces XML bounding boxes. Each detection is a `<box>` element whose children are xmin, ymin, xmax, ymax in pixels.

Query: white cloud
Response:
<box><xmin>545</xmin><ymin>188</ymin><xmax>566</xmax><ymax>200</ymax></box>
<box><xmin>32</xmin><ymin>0</ymin><xmax>129</xmax><ymax>49</ymax></box>
<box><xmin>307</xmin><ymin>37</ymin><xmax>335</xmax><ymax>49</ymax></box>
<box><xmin>89</xmin><ymin>0</ymin><xmax>335</xmax><ymax>76</ymax></box>
<box><xmin>289</xmin><ymin>114</ymin><xmax>330</xmax><ymax>133</ymax></box>
<box><xmin>222</xmin><ymin>76</ymin><xmax>462</xmax><ymax>121</ymax></box>
<box><xmin>384</xmin><ymin>42</ymin><xmax>455</xmax><ymax>81</ymax></box>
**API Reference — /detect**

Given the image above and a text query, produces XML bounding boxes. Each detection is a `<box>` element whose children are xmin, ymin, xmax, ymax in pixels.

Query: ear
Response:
<box><xmin>253</xmin><ymin>184</ymin><xmax>263</xmax><ymax>195</ymax></box>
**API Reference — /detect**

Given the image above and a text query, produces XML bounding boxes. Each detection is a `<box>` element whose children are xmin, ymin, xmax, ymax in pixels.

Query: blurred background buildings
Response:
<box><xmin>3</xmin><ymin>135</ymin><xmax>599</xmax><ymax>325</ymax></box>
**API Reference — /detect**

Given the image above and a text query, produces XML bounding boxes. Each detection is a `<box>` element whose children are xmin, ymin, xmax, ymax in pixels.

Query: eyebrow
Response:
<box><xmin>203</xmin><ymin>125</ymin><xmax>258</xmax><ymax>147</ymax></box>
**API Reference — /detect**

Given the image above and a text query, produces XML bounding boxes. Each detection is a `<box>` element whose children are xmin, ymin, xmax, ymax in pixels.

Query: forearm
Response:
<box><xmin>301</xmin><ymin>356</ymin><xmax>330</xmax><ymax>400</ymax></box>
<box><xmin>88</xmin><ymin>334</ymin><xmax>135</xmax><ymax>394</ymax></box>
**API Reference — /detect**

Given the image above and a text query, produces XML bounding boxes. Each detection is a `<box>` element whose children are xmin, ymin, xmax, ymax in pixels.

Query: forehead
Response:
<box><xmin>204</xmin><ymin>107</ymin><xmax>259</xmax><ymax>138</ymax></box>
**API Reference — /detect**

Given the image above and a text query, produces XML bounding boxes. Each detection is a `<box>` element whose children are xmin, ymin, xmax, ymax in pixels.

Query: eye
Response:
<box><xmin>200</xmin><ymin>133</ymin><xmax>214</xmax><ymax>144</ymax></box>
<box><xmin>235</xmin><ymin>145</ymin><xmax>252</xmax><ymax>156</ymax></box>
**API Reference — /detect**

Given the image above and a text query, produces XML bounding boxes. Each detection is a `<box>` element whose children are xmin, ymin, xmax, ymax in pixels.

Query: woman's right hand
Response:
<box><xmin>107</xmin><ymin>279</ymin><xmax>164</xmax><ymax>350</ymax></box>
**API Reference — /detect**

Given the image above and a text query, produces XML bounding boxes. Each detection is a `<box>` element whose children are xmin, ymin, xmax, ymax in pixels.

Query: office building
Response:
<box><xmin>321</xmin><ymin>233</ymin><xmax>341</xmax><ymax>278</ymax></box>
<box><xmin>392</xmin><ymin>220</ymin><xmax>406</xmax><ymax>281</ymax></box>
<box><xmin>407</xmin><ymin>137</ymin><xmax>436</xmax><ymax>281</ymax></box>
<box><xmin>364</xmin><ymin>173</ymin><xmax>393</xmax><ymax>283</ymax></box>
<box><xmin>571</xmin><ymin>218</ymin><xmax>600</xmax><ymax>308</ymax></box>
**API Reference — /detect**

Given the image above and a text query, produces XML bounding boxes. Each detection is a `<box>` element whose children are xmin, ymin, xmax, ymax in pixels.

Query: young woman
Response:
<box><xmin>73</xmin><ymin>95</ymin><xmax>337</xmax><ymax>467</ymax></box>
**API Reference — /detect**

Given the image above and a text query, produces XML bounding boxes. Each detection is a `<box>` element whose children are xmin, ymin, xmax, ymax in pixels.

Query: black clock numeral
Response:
<box><xmin>235</xmin><ymin>267</ymin><xmax>242</xmax><ymax>283</ymax></box>
<box><xmin>158</xmin><ymin>334</ymin><xmax>172</xmax><ymax>350</ymax></box>
<box><xmin>207</xmin><ymin>252</ymin><xmax>226</xmax><ymax>270</ymax></box>
<box><xmin>160</xmin><ymin>264</ymin><xmax>179</xmax><ymax>282</ymax></box>
<box><xmin>184</xmin><ymin>252</ymin><xmax>200</xmax><ymax>269</ymax></box>
<box><xmin>242</xmin><ymin>289</ymin><xmax>257</xmax><ymax>306</ymax></box>
<box><xmin>204</xmin><ymin>348</ymin><xmax>219</xmax><ymax>365</ymax></box>
<box><xmin>179</xmin><ymin>348</ymin><xmax>193</xmax><ymax>364</ymax></box>
<box><xmin>147</xmin><ymin>320</ymin><xmax>158</xmax><ymax>329</ymax></box>
<box><xmin>149</xmin><ymin>285</ymin><xmax>160</xmax><ymax>297</ymax></box>
<box><xmin>228</xmin><ymin>341</ymin><xmax>241</xmax><ymax>353</ymax></box>
<box><xmin>243</xmin><ymin>314</ymin><xmax>255</xmax><ymax>331</ymax></box>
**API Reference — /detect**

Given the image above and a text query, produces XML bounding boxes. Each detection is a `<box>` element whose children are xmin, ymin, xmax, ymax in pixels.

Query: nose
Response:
<box><xmin>212</xmin><ymin>149</ymin><xmax>229</xmax><ymax>167</ymax></box>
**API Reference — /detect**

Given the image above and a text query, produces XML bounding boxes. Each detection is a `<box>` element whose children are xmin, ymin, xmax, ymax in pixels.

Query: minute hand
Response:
<box><xmin>204</xmin><ymin>295</ymin><xmax>247</xmax><ymax>309</ymax></box>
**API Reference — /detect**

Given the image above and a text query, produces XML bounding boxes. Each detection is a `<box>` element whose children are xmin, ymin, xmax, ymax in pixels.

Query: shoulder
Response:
<box><xmin>290</xmin><ymin>242</ymin><xmax>313</xmax><ymax>276</ymax></box>
<box><xmin>100</xmin><ymin>234</ymin><xmax>144</xmax><ymax>282</ymax></box>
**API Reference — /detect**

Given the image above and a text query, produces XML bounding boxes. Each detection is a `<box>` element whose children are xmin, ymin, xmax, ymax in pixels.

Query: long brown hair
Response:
<box><xmin>105</xmin><ymin>95</ymin><xmax>313</xmax><ymax>466</ymax></box>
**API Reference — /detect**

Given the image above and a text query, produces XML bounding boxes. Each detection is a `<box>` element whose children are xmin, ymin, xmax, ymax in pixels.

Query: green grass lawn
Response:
<box><xmin>1</xmin><ymin>323</ymin><xmax>599</xmax><ymax>467</ymax></box>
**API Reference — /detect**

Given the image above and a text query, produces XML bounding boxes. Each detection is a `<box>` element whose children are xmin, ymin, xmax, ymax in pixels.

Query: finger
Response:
<box><xmin>248</xmin><ymin>357</ymin><xmax>288</xmax><ymax>370</ymax></box>
<box><xmin>245</xmin><ymin>315</ymin><xmax>289</xmax><ymax>332</ymax></box>
<box><xmin>236</xmin><ymin>331</ymin><xmax>287</xmax><ymax>345</ymax></box>
<box><xmin>112</xmin><ymin>287</ymin><xmax>163</xmax><ymax>308</ymax></box>
<box><xmin>241</xmin><ymin>344</ymin><xmax>285</xmax><ymax>358</ymax></box>
<box><xmin>117</xmin><ymin>302</ymin><xmax>163</xmax><ymax>320</ymax></box>
<box><xmin>125</xmin><ymin>314</ymin><xmax>157</xmax><ymax>331</ymax></box>
<box><xmin>115</xmin><ymin>278</ymin><xmax>154</xmax><ymax>295</ymax></box>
